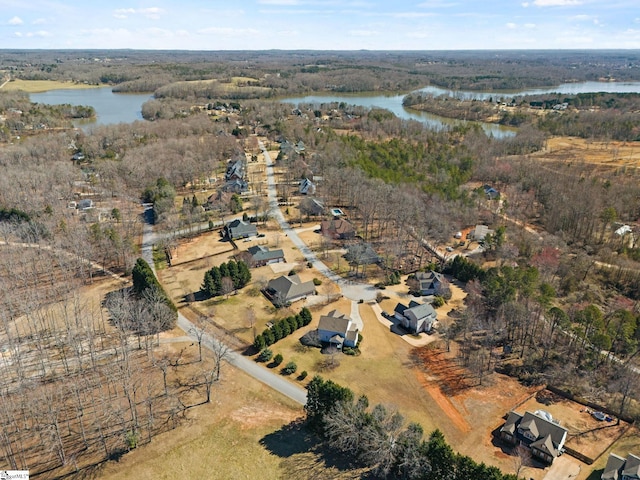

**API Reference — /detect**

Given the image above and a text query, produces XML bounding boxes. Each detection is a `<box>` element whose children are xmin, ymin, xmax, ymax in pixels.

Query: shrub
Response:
<box><xmin>257</xmin><ymin>348</ymin><xmax>273</xmax><ymax>363</ymax></box>
<box><xmin>313</xmin><ymin>277</ymin><xmax>322</xmax><ymax>286</ymax></box>
<box><xmin>307</xmin><ymin>261</ymin><xmax>313</xmax><ymax>268</ymax></box>
<box><xmin>282</xmin><ymin>361</ymin><xmax>297</xmax><ymax>375</ymax></box>
<box><xmin>273</xmin><ymin>353</ymin><xmax>283</xmax><ymax>366</ymax></box>
<box><xmin>432</xmin><ymin>296</ymin><xmax>445</xmax><ymax>308</ymax></box>
<box><xmin>253</xmin><ymin>334</ymin><xmax>266</xmax><ymax>351</ymax></box>
<box><xmin>298</xmin><ymin>370</ymin><xmax>308</xmax><ymax>380</ymax></box>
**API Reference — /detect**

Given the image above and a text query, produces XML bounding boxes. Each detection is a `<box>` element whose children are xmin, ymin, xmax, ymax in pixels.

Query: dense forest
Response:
<box><xmin>2</xmin><ymin>49</ymin><xmax>639</xmax><ymax>96</ymax></box>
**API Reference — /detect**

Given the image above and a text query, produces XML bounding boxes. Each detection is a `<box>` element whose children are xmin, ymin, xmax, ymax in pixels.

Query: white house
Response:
<box><xmin>317</xmin><ymin>310</ymin><xmax>359</xmax><ymax>348</ymax></box>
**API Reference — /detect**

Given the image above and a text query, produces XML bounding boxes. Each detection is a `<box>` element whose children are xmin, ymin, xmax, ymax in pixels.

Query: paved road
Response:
<box><xmin>261</xmin><ymin>142</ymin><xmax>375</xmax><ymax>331</ymax></box>
<box><xmin>141</xmin><ymin>206</ymin><xmax>307</xmax><ymax>405</ymax></box>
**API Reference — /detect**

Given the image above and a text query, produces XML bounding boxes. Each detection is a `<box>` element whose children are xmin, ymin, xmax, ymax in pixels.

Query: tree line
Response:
<box><xmin>253</xmin><ymin>307</ymin><xmax>313</xmax><ymax>351</ymax></box>
<box><xmin>305</xmin><ymin>375</ymin><xmax>517</xmax><ymax>479</ymax></box>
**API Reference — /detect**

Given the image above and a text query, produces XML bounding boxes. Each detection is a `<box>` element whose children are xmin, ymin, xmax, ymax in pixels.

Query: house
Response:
<box><xmin>299</xmin><ymin>177</ymin><xmax>316</xmax><ymax>195</ymax></box>
<box><xmin>225</xmin><ymin>158</ymin><xmax>245</xmax><ymax>181</ymax></box>
<box><xmin>205</xmin><ymin>191</ymin><xmax>232</xmax><ymax>212</ymax></box>
<box><xmin>393</xmin><ymin>300</ymin><xmax>437</xmax><ymax>333</ymax></box>
<box><xmin>321</xmin><ymin>218</ymin><xmax>355</xmax><ymax>240</ymax></box>
<box><xmin>247</xmin><ymin>245</ymin><xmax>285</xmax><ymax>267</ymax></box>
<box><xmin>266</xmin><ymin>274</ymin><xmax>316</xmax><ymax>305</ymax></box>
<box><xmin>317</xmin><ymin>310</ymin><xmax>359</xmax><ymax>349</ymax></box>
<box><xmin>221</xmin><ymin>179</ymin><xmax>249</xmax><ymax>193</ymax></box>
<box><xmin>223</xmin><ymin>219</ymin><xmax>257</xmax><ymax>240</ymax></box>
<box><xmin>299</xmin><ymin>197</ymin><xmax>325</xmax><ymax>217</ymax></box>
<box><xmin>500</xmin><ymin>410</ymin><xmax>568</xmax><ymax>464</ymax></box>
<box><xmin>345</xmin><ymin>242</ymin><xmax>380</xmax><ymax>265</ymax></box>
<box><xmin>414</xmin><ymin>271</ymin><xmax>444</xmax><ymax>296</ymax></box>
<box><xmin>483</xmin><ymin>184</ymin><xmax>500</xmax><ymax>200</ymax></box>
<box><xmin>77</xmin><ymin>199</ymin><xmax>94</xmax><ymax>210</ymax></box>
<box><xmin>471</xmin><ymin>224</ymin><xmax>494</xmax><ymax>241</ymax></box>
<box><xmin>602</xmin><ymin>452</ymin><xmax>640</xmax><ymax>480</ymax></box>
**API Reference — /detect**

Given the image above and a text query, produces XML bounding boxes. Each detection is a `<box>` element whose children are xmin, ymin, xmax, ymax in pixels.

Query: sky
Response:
<box><xmin>1</xmin><ymin>0</ymin><xmax>639</xmax><ymax>50</ymax></box>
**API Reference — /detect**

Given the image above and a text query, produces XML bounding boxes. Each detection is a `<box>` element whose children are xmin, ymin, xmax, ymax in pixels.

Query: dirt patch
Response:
<box><xmin>412</xmin><ymin>346</ymin><xmax>471</xmax><ymax>396</ymax></box>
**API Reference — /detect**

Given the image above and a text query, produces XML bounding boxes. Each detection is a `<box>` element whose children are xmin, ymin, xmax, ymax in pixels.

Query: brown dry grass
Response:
<box><xmin>2</xmin><ymin>79</ymin><xmax>102</xmax><ymax>92</ymax></box>
<box><xmin>535</xmin><ymin>136</ymin><xmax>640</xmax><ymax>172</ymax></box>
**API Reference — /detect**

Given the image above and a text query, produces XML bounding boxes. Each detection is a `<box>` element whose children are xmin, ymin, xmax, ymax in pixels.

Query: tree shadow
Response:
<box><xmin>260</xmin><ymin>419</ymin><xmax>371</xmax><ymax>477</ymax></box>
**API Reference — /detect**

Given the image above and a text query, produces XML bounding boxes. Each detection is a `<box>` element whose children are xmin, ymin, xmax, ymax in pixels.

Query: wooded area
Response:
<box><xmin>0</xmin><ymin>49</ymin><xmax>639</xmax><ymax>478</ymax></box>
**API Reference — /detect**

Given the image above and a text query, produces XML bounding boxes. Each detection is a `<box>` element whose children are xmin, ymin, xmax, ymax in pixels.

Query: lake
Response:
<box><xmin>30</xmin><ymin>81</ymin><xmax>640</xmax><ymax>135</ymax></box>
<box><xmin>30</xmin><ymin>87</ymin><xmax>152</xmax><ymax>129</ymax></box>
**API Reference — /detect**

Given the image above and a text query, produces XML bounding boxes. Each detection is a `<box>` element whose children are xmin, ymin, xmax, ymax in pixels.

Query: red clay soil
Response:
<box><xmin>412</xmin><ymin>346</ymin><xmax>472</xmax><ymax>433</ymax></box>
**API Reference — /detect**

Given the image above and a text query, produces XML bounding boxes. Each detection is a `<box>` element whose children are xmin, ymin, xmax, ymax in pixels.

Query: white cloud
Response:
<box><xmin>25</xmin><ymin>30</ymin><xmax>51</xmax><ymax>37</ymax></box>
<box><xmin>524</xmin><ymin>23</ymin><xmax>536</xmax><ymax>28</ymax></box>
<box><xmin>113</xmin><ymin>7</ymin><xmax>164</xmax><ymax>20</ymax></box>
<box><xmin>32</xmin><ymin>18</ymin><xmax>47</xmax><ymax>25</ymax></box>
<box><xmin>506</xmin><ymin>22</ymin><xmax>517</xmax><ymax>29</ymax></box>
<box><xmin>533</xmin><ymin>0</ymin><xmax>582</xmax><ymax>5</ymax></box>
<box><xmin>14</xmin><ymin>32</ymin><xmax>22</xmax><ymax>37</ymax></box>
<box><xmin>521</xmin><ymin>2</ymin><xmax>530</xmax><ymax>6</ymax></box>
<box><xmin>348</xmin><ymin>29</ymin><xmax>379</xmax><ymax>36</ymax></box>
<box><xmin>139</xmin><ymin>7</ymin><xmax>164</xmax><ymax>20</ymax></box>
<box><xmin>8</xmin><ymin>16</ymin><xmax>23</xmax><ymax>25</ymax></box>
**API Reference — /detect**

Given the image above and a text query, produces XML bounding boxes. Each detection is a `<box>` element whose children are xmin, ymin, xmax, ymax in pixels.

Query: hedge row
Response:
<box><xmin>253</xmin><ymin>307</ymin><xmax>312</xmax><ymax>351</ymax></box>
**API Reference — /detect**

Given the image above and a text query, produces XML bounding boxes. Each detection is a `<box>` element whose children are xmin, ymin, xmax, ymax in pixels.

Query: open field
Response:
<box><xmin>95</xmin><ymin>355</ymin><xmax>315</xmax><ymax>480</ymax></box>
<box><xmin>535</xmin><ymin>136</ymin><xmax>640</xmax><ymax>171</ymax></box>
<box><xmin>1</xmin><ymin>79</ymin><xmax>102</xmax><ymax>92</ymax></box>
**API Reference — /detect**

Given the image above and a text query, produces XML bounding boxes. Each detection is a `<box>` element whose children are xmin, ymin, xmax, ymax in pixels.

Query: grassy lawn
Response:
<box><xmin>96</xmin><ymin>364</ymin><xmax>306</xmax><ymax>480</ymax></box>
<box><xmin>262</xmin><ymin>300</ymin><xmax>442</xmax><ymax>436</ymax></box>
<box><xmin>2</xmin><ymin>79</ymin><xmax>103</xmax><ymax>92</ymax></box>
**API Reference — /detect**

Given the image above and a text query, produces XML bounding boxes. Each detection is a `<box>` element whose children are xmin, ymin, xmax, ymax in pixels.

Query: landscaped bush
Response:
<box><xmin>273</xmin><ymin>353</ymin><xmax>283</xmax><ymax>366</ymax></box>
<box><xmin>313</xmin><ymin>277</ymin><xmax>322</xmax><ymax>286</ymax></box>
<box><xmin>282</xmin><ymin>361</ymin><xmax>297</xmax><ymax>375</ymax></box>
<box><xmin>432</xmin><ymin>296</ymin><xmax>445</xmax><ymax>308</ymax></box>
<box><xmin>298</xmin><ymin>370</ymin><xmax>308</xmax><ymax>380</ymax></box>
<box><xmin>257</xmin><ymin>348</ymin><xmax>273</xmax><ymax>363</ymax></box>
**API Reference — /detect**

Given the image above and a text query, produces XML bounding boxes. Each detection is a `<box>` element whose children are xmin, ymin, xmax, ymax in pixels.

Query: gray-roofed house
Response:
<box><xmin>414</xmin><ymin>271</ymin><xmax>444</xmax><ymax>296</ymax></box>
<box><xmin>266</xmin><ymin>274</ymin><xmax>316</xmax><ymax>306</ymax></box>
<box><xmin>247</xmin><ymin>245</ymin><xmax>285</xmax><ymax>267</ymax></box>
<box><xmin>299</xmin><ymin>197</ymin><xmax>325</xmax><ymax>217</ymax></box>
<box><xmin>622</xmin><ymin>453</ymin><xmax>640</xmax><ymax>479</ymax></box>
<box><xmin>500</xmin><ymin>410</ymin><xmax>568</xmax><ymax>464</ymax></box>
<box><xmin>602</xmin><ymin>453</ymin><xmax>629</xmax><ymax>480</ymax></box>
<box><xmin>222</xmin><ymin>179</ymin><xmax>249</xmax><ymax>193</ymax></box>
<box><xmin>471</xmin><ymin>224</ymin><xmax>494</xmax><ymax>241</ymax></box>
<box><xmin>299</xmin><ymin>177</ymin><xmax>316</xmax><ymax>195</ymax></box>
<box><xmin>223</xmin><ymin>219</ymin><xmax>257</xmax><ymax>240</ymax></box>
<box><xmin>393</xmin><ymin>300</ymin><xmax>437</xmax><ymax>333</ymax></box>
<box><xmin>225</xmin><ymin>158</ymin><xmax>246</xmax><ymax>181</ymax></box>
<box><xmin>345</xmin><ymin>242</ymin><xmax>380</xmax><ymax>265</ymax></box>
<box><xmin>317</xmin><ymin>310</ymin><xmax>359</xmax><ymax>349</ymax></box>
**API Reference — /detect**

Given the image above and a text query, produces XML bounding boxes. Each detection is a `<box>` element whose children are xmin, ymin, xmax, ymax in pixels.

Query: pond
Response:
<box><xmin>30</xmin><ymin>87</ymin><xmax>152</xmax><ymax>129</ymax></box>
